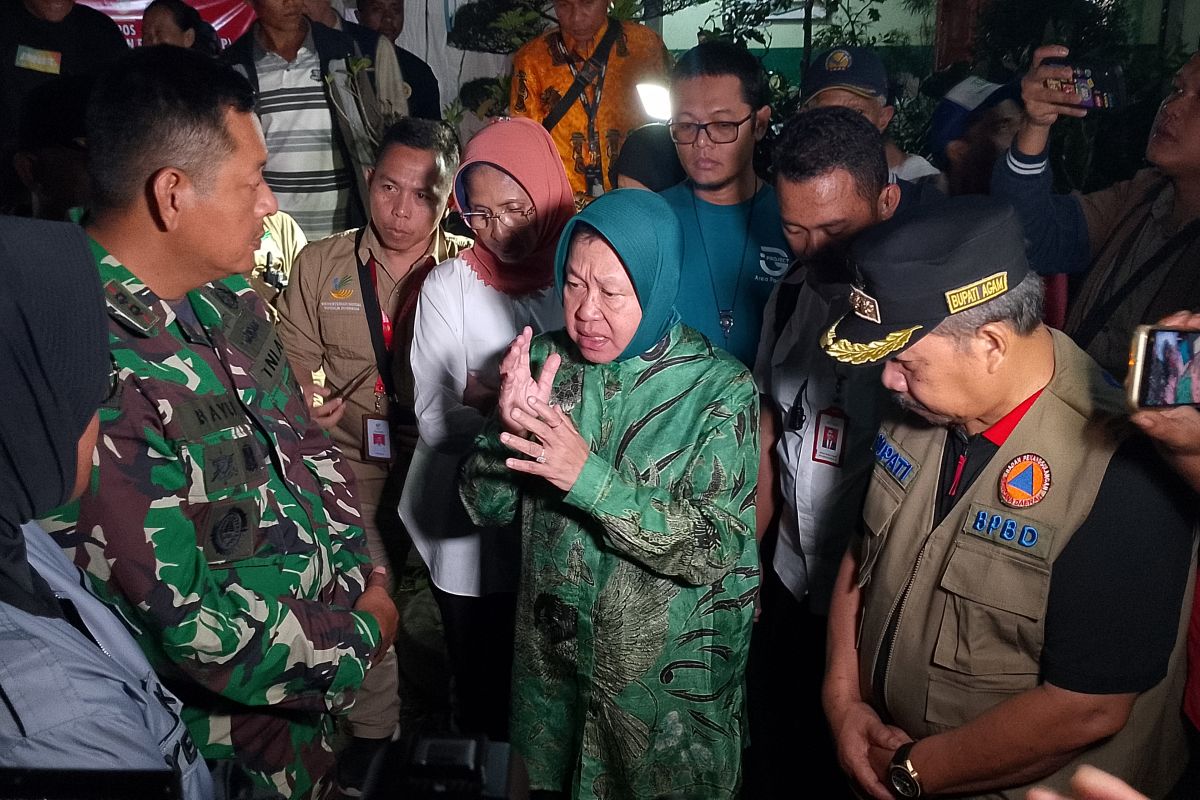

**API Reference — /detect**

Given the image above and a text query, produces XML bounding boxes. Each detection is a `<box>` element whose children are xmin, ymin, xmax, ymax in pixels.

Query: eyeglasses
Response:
<box><xmin>460</xmin><ymin>206</ymin><xmax>537</xmax><ymax>232</ymax></box>
<box><xmin>668</xmin><ymin>112</ymin><xmax>755</xmax><ymax>145</ymax></box>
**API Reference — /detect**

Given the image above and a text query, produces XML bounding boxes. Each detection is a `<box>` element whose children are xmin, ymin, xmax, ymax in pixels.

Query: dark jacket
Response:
<box><xmin>992</xmin><ymin>145</ymin><xmax>1200</xmax><ymax>379</ymax></box>
<box><xmin>341</xmin><ymin>17</ymin><xmax>440</xmax><ymax>120</ymax></box>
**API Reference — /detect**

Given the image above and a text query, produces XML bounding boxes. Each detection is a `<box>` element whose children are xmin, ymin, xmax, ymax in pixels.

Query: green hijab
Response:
<box><xmin>554</xmin><ymin>189</ymin><xmax>683</xmax><ymax>362</ymax></box>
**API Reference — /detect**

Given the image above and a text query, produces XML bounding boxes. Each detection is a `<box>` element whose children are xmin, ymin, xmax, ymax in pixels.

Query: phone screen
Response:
<box><xmin>1137</xmin><ymin>329</ymin><xmax>1200</xmax><ymax>407</ymax></box>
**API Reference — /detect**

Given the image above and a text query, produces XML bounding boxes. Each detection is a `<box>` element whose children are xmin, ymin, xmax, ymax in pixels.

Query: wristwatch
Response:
<box><xmin>888</xmin><ymin>741</ymin><xmax>923</xmax><ymax>798</ymax></box>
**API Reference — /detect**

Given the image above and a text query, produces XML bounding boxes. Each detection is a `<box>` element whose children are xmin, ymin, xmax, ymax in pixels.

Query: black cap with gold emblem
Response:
<box><xmin>821</xmin><ymin>196</ymin><xmax>1029</xmax><ymax>365</ymax></box>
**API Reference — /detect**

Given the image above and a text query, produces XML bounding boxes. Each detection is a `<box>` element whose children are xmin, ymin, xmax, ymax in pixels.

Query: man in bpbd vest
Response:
<box><xmin>819</xmin><ymin>196</ymin><xmax>1196</xmax><ymax>800</ymax></box>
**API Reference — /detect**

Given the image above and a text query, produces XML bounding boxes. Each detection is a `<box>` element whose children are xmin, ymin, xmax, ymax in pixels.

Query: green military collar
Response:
<box><xmin>90</xmin><ymin>237</ymin><xmax>248</xmax><ymax>338</ymax></box>
<box><xmin>91</xmin><ymin>237</ymin><xmax>163</xmax><ymax>338</ymax></box>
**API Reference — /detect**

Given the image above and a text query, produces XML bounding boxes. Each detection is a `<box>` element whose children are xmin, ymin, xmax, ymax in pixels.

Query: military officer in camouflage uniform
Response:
<box><xmin>38</xmin><ymin>47</ymin><xmax>398</xmax><ymax>800</ymax></box>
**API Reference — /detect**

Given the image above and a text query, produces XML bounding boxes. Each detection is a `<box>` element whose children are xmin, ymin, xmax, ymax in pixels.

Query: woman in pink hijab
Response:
<box><xmin>400</xmin><ymin>117</ymin><xmax>573</xmax><ymax>740</ymax></box>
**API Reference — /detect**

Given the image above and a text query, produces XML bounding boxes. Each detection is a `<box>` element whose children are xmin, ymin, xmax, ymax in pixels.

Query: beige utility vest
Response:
<box><xmin>857</xmin><ymin>330</ymin><xmax>1192</xmax><ymax>799</ymax></box>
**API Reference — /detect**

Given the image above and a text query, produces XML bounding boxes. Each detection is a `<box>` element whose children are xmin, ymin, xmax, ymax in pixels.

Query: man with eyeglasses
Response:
<box><xmin>275</xmin><ymin>116</ymin><xmax>469</xmax><ymax>796</ymax></box>
<box><xmin>660</xmin><ymin>40</ymin><xmax>793</xmax><ymax>368</ymax></box>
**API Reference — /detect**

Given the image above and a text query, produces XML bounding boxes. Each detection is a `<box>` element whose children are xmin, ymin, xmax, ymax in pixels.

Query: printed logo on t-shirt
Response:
<box><xmin>15</xmin><ymin>45</ymin><xmax>62</xmax><ymax>75</ymax></box>
<box><xmin>758</xmin><ymin>246</ymin><xmax>790</xmax><ymax>280</ymax></box>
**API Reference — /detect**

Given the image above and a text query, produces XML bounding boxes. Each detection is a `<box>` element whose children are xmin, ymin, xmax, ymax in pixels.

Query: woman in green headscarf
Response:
<box><xmin>460</xmin><ymin>189</ymin><xmax>760</xmax><ymax>799</ymax></box>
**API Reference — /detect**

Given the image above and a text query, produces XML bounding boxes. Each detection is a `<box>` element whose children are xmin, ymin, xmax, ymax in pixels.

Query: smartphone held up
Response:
<box><xmin>1042</xmin><ymin>59</ymin><xmax>1127</xmax><ymax>110</ymax></box>
<box><xmin>1127</xmin><ymin>326</ymin><xmax>1200</xmax><ymax>409</ymax></box>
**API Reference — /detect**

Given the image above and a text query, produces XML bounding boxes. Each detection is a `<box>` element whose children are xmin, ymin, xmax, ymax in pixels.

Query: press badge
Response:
<box><xmin>812</xmin><ymin>407</ymin><xmax>847</xmax><ymax>467</ymax></box>
<box><xmin>362</xmin><ymin>415</ymin><xmax>393</xmax><ymax>462</ymax></box>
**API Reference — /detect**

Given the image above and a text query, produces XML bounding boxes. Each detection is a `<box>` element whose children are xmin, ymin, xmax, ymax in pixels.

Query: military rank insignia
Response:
<box><xmin>999</xmin><ymin>453</ymin><xmax>1051</xmax><ymax>508</ymax></box>
<box><xmin>849</xmin><ymin>285</ymin><xmax>882</xmax><ymax>323</ymax></box>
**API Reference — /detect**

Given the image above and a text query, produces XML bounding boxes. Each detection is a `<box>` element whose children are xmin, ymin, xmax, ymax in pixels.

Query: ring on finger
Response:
<box><xmin>536</xmin><ymin>446</ymin><xmax>547</xmax><ymax>464</ymax></box>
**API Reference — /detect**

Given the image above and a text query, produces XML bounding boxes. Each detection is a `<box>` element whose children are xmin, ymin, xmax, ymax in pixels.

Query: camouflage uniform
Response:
<box><xmin>40</xmin><ymin>240</ymin><xmax>384</xmax><ymax>800</ymax></box>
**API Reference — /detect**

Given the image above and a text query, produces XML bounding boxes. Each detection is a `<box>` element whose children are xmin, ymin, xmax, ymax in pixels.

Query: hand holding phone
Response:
<box><xmin>1042</xmin><ymin>58</ymin><xmax>1126</xmax><ymax>110</ymax></box>
<box><xmin>1129</xmin><ymin>313</ymin><xmax>1200</xmax><ymax>496</ymax></box>
<box><xmin>1127</xmin><ymin>325</ymin><xmax>1200</xmax><ymax>408</ymax></box>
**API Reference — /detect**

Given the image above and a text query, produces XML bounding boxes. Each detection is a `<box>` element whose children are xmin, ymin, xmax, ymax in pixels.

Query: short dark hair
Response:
<box><xmin>144</xmin><ymin>0</ymin><xmax>222</xmax><ymax>57</ymax></box>
<box><xmin>772</xmin><ymin>106</ymin><xmax>888</xmax><ymax>203</ymax></box>
<box><xmin>86</xmin><ymin>46</ymin><xmax>255</xmax><ymax>212</ymax></box>
<box><xmin>671</xmin><ymin>40</ymin><xmax>768</xmax><ymax>110</ymax></box>
<box><xmin>375</xmin><ymin>118</ymin><xmax>461</xmax><ymax>196</ymax></box>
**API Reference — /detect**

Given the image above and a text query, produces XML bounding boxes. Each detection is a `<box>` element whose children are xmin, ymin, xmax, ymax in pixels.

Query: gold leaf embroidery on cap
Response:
<box><xmin>821</xmin><ymin>319</ymin><xmax>923</xmax><ymax>365</ymax></box>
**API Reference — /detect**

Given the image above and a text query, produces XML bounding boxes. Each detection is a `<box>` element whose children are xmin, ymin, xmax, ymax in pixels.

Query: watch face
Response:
<box><xmin>889</xmin><ymin>765</ymin><xmax>920</xmax><ymax>798</ymax></box>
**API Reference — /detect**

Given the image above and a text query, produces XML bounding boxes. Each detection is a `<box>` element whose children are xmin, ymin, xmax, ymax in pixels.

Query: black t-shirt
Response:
<box><xmin>0</xmin><ymin>0</ymin><xmax>128</xmax><ymax>150</ymax></box>
<box><xmin>936</xmin><ymin>431</ymin><xmax>1195</xmax><ymax>694</ymax></box>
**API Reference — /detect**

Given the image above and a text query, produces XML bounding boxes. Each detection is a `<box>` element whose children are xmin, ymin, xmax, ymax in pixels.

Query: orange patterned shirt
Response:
<box><xmin>510</xmin><ymin>19</ymin><xmax>670</xmax><ymax>198</ymax></box>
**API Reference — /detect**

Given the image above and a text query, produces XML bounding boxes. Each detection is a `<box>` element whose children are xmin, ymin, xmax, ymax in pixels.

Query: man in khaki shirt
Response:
<box><xmin>249</xmin><ymin>210</ymin><xmax>307</xmax><ymax>315</ymax></box>
<box><xmin>276</xmin><ymin>117</ymin><xmax>468</xmax><ymax>795</ymax></box>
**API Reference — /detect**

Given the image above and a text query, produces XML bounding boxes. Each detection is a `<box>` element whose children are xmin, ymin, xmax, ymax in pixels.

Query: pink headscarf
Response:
<box><xmin>453</xmin><ymin>117</ymin><xmax>575</xmax><ymax>296</ymax></box>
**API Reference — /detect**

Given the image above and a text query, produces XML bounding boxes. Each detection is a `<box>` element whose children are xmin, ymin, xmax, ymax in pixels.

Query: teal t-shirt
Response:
<box><xmin>661</xmin><ymin>181</ymin><xmax>792</xmax><ymax>366</ymax></box>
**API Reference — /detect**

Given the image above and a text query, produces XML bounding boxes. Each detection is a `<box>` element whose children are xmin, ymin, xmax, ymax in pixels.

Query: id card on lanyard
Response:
<box><xmin>812</xmin><ymin>371</ymin><xmax>849</xmax><ymax>467</ymax></box>
<box><xmin>787</xmin><ymin>372</ymin><xmax>850</xmax><ymax>468</ymax></box>
<box><xmin>355</xmin><ymin>229</ymin><xmax>395</xmax><ymax>463</ymax></box>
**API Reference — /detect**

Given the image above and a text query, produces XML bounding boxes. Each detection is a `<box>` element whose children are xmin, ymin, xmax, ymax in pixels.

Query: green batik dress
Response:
<box><xmin>461</xmin><ymin>324</ymin><xmax>760</xmax><ymax>799</ymax></box>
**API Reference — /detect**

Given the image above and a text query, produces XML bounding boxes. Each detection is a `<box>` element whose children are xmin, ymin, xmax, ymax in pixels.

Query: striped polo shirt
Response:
<box><xmin>255</xmin><ymin>28</ymin><xmax>353</xmax><ymax>240</ymax></box>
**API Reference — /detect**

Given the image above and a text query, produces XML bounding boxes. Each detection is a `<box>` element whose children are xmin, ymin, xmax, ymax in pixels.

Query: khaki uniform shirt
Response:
<box><xmin>275</xmin><ymin>224</ymin><xmax>469</xmax><ymax>498</ymax></box>
<box><xmin>250</xmin><ymin>210</ymin><xmax>308</xmax><ymax>314</ymax></box>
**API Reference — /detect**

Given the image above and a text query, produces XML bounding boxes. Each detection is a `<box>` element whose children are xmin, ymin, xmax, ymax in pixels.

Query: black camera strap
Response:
<box><xmin>542</xmin><ymin>19</ymin><xmax>620</xmax><ymax>136</ymax></box>
<box><xmin>1072</xmin><ymin>215</ymin><xmax>1200</xmax><ymax>349</ymax></box>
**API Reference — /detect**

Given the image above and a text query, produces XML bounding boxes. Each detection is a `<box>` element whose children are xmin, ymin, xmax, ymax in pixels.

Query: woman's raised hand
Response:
<box><xmin>497</xmin><ymin>326</ymin><xmax>561</xmax><ymax>436</ymax></box>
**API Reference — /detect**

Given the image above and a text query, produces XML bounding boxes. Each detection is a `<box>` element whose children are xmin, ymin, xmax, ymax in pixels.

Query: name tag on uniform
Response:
<box><xmin>812</xmin><ymin>407</ymin><xmax>847</xmax><ymax>467</ymax></box>
<box><xmin>873</xmin><ymin>431</ymin><xmax>918</xmax><ymax>488</ymax></box>
<box><xmin>15</xmin><ymin>45</ymin><xmax>61</xmax><ymax>75</ymax></box>
<box><xmin>362</xmin><ymin>415</ymin><xmax>392</xmax><ymax>462</ymax></box>
<box><xmin>960</xmin><ymin>501</ymin><xmax>1051</xmax><ymax>559</ymax></box>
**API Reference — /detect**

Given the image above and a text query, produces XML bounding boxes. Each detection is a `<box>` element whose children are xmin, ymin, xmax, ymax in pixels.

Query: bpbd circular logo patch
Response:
<box><xmin>999</xmin><ymin>453</ymin><xmax>1051</xmax><ymax>508</ymax></box>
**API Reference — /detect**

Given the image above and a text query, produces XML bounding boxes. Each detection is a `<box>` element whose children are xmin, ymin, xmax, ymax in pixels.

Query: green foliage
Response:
<box><xmin>446</xmin><ymin>0</ymin><xmax>549</xmax><ymax>55</ymax></box>
<box><xmin>444</xmin><ymin>75</ymin><xmax>511</xmax><ymax>127</ymax></box>
<box><xmin>974</xmin><ymin>0</ymin><xmax>1134</xmax><ymax>79</ymax></box>
<box><xmin>813</xmin><ymin>0</ymin><xmax>911</xmax><ymax>49</ymax></box>
<box><xmin>696</xmin><ymin>0</ymin><xmax>796</xmax><ymax>50</ymax></box>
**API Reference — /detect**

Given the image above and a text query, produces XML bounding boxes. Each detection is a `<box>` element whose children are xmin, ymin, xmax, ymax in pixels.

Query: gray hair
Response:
<box><xmin>932</xmin><ymin>271</ymin><xmax>1044</xmax><ymax>342</ymax></box>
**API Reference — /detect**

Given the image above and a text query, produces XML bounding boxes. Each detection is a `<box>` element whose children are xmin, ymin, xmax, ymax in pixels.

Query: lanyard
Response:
<box><xmin>367</xmin><ymin>257</ymin><xmax>393</xmax><ymax>397</ymax></box>
<box><xmin>354</xmin><ymin>227</ymin><xmax>398</xmax><ymax>403</ymax></box>
<box><xmin>566</xmin><ymin>51</ymin><xmax>608</xmax><ymax>158</ymax></box>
